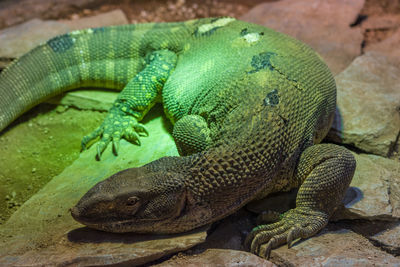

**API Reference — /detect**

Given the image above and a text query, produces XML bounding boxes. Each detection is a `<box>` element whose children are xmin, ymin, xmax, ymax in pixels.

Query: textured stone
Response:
<box><xmin>333</xmin><ymin>153</ymin><xmax>400</xmax><ymax>221</ymax></box>
<box><xmin>0</xmin><ymin>18</ymin><xmax>70</xmax><ymax>59</ymax></box>
<box><xmin>47</xmin><ymin>89</ymin><xmax>119</xmax><ymax>111</ymax></box>
<box><xmin>365</xmin><ymin>27</ymin><xmax>400</xmax><ymax>66</ymax></box>
<box><xmin>0</xmin><ymin>10</ymin><xmax>128</xmax><ymax>68</ymax></box>
<box><xmin>351</xmin><ymin>220</ymin><xmax>400</xmax><ymax>256</ymax></box>
<box><xmin>271</xmin><ymin>226</ymin><xmax>400</xmax><ymax>266</ymax></box>
<box><xmin>240</xmin><ymin>0</ymin><xmax>364</xmax><ymax>75</ymax></box>
<box><xmin>362</xmin><ymin>14</ymin><xmax>400</xmax><ymax>30</ymax></box>
<box><xmin>0</xmin><ymin>0</ymin><xmax>99</xmax><ymax>29</ymax></box>
<box><xmin>328</xmin><ymin>52</ymin><xmax>400</xmax><ymax>156</ymax></box>
<box><xmin>0</xmin><ymin>107</ymin><xmax>208</xmax><ymax>266</ymax></box>
<box><xmin>369</xmin><ymin>222</ymin><xmax>400</xmax><ymax>255</ymax></box>
<box><xmin>156</xmin><ymin>249</ymin><xmax>276</xmax><ymax>267</ymax></box>
<box><xmin>58</xmin><ymin>9</ymin><xmax>128</xmax><ymax>31</ymax></box>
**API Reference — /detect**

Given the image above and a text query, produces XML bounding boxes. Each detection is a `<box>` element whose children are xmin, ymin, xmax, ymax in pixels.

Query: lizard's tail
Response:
<box><xmin>0</xmin><ymin>21</ymin><xmax>189</xmax><ymax>133</ymax></box>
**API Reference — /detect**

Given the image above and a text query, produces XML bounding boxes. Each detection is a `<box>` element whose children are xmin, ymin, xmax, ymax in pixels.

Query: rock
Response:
<box><xmin>0</xmin><ymin>0</ymin><xmax>99</xmax><ymax>29</ymax></box>
<box><xmin>58</xmin><ymin>9</ymin><xmax>128</xmax><ymax>31</ymax></box>
<box><xmin>0</xmin><ymin>227</ymin><xmax>207</xmax><ymax>266</ymax></box>
<box><xmin>333</xmin><ymin>153</ymin><xmax>400</xmax><ymax>221</ymax></box>
<box><xmin>240</xmin><ymin>0</ymin><xmax>365</xmax><ymax>75</ymax></box>
<box><xmin>0</xmin><ymin>18</ymin><xmax>70</xmax><ymax>59</ymax></box>
<box><xmin>271</xmin><ymin>225</ymin><xmax>400</xmax><ymax>266</ymax></box>
<box><xmin>365</xmin><ymin>27</ymin><xmax>400</xmax><ymax>66</ymax></box>
<box><xmin>47</xmin><ymin>89</ymin><xmax>119</xmax><ymax>111</ymax></box>
<box><xmin>350</xmin><ymin>220</ymin><xmax>400</xmax><ymax>255</ymax></box>
<box><xmin>362</xmin><ymin>14</ymin><xmax>400</xmax><ymax>30</ymax></box>
<box><xmin>328</xmin><ymin>52</ymin><xmax>400</xmax><ymax>157</ymax></box>
<box><xmin>156</xmin><ymin>249</ymin><xmax>276</xmax><ymax>267</ymax></box>
<box><xmin>0</xmin><ymin>10</ymin><xmax>128</xmax><ymax>68</ymax></box>
<box><xmin>369</xmin><ymin>222</ymin><xmax>400</xmax><ymax>255</ymax></box>
<box><xmin>0</xmin><ymin>107</ymin><xmax>207</xmax><ymax>266</ymax></box>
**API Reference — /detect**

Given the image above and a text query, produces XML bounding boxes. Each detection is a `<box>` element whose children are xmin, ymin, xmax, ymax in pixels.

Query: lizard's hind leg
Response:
<box><xmin>245</xmin><ymin>143</ymin><xmax>356</xmax><ymax>258</ymax></box>
<box><xmin>172</xmin><ymin>114</ymin><xmax>212</xmax><ymax>156</ymax></box>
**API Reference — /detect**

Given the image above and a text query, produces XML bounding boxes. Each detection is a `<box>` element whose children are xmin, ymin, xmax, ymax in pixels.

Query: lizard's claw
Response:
<box><xmin>133</xmin><ymin>123</ymin><xmax>149</xmax><ymax>136</ymax></box>
<box><xmin>81</xmin><ymin>109</ymin><xmax>148</xmax><ymax>160</ymax></box>
<box><xmin>245</xmin><ymin>208</ymin><xmax>329</xmax><ymax>259</ymax></box>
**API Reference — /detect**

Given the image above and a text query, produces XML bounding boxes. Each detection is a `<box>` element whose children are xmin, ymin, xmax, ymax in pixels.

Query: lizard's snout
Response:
<box><xmin>70</xmin><ymin>206</ymin><xmax>81</xmax><ymax>221</ymax></box>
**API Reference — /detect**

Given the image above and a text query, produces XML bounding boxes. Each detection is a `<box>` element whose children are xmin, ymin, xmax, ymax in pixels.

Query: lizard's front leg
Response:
<box><xmin>245</xmin><ymin>143</ymin><xmax>356</xmax><ymax>258</ymax></box>
<box><xmin>81</xmin><ymin>50</ymin><xmax>177</xmax><ymax>160</ymax></box>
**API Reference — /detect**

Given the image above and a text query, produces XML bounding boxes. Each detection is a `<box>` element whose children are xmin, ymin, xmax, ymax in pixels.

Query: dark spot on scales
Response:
<box><xmin>193</xmin><ymin>26</ymin><xmax>222</xmax><ymax>37</ymax></box>
<box><xmin>248</xmin><ymin>52</ymin><xmax>277</xmax><ymax>74</ymax></box>
<box><xmin>240</xmin><ymin>28</ymin><xmax>248</xmax><ymax>36</ymax></box>
<box><xmin>47</xmin><ymin>34</ymin><xmax>74</xmax><ymax>53</ymax></box>
<box><xmin>92</xmin><ymin>27</ymin><xmax>106</xmax><ymax>34</ymax></box>
<box><xmin>264</xmin><ymin>89</ymin><xmax>279</xmax><ymax>107</ymax></box>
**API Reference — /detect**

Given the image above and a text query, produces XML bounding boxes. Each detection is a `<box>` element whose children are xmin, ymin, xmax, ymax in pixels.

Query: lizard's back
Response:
<box><xmin>164</xmin><ymin>18</ymin><xmax>336</xmax><ymax>152</ymax></box>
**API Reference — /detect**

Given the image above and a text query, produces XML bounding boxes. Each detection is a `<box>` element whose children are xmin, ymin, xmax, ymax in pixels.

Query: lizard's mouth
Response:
<box><xmin>70</xmin><ymin>191</ymin><xmax>189</xmax><ymax>234</ymax></box>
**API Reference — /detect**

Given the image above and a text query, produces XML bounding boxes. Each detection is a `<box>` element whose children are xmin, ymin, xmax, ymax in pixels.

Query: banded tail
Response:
<box><xmin>0</xmin><ymin>21</ymin><xmax>191</xmax><ymax>132</ymax></box>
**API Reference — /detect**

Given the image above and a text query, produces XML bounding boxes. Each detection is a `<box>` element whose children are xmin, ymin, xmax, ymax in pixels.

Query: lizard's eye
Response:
<box><xmin>126</xmin><ymin>196</ymin><xmax>140</xmax><ymax>207</ymax></box>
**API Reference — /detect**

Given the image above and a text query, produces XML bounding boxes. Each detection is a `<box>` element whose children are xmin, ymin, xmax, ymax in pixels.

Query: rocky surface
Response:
<box><xmin>184</xmin><ymin>208</ymin><xmax>400</xmax><ymax>266</ymax></box>
<box><xmin>0</xmin><ymin>105</ymin><xmax>210</xmax><ymax>266</ymax></box>
<box><xmin>350</xmin><ymin>220</ymin><xmax>400</xmax><ymax>256</ymax></box>
<box><xmin>328</xmin><ymin>52</ymin><xmax>400</xmax><ymax>157</ymax></box>
<box><xmin>0</xmin><ymin>0</ymin><xmax>101</xmax><ymax>29</ymax></box>
<box><xmin>240</xmin><ymin>0</ymin><xmax>365</xmax><ymax>75</ymax></box>
<box><xmin>0</xmin><ymin>9</ymin><xmax>128</xmax><ymax>69</ymax></box>
<box><xmin>334</xmin><ymin>153</ymin><xmax>400</xmax><ymax>220</ymax></box>
<box><xmin>156</xmin><ymin>249</ymin><xmax>276</xmax><ymax>266</ymax></box>
<box><xmin>271</xmin><ymin>225</ymin><xmax>400</xmax><ymax>266</ymax></box>
<box><xmin>47</xmin><ymin>89</ymin><xmax>119</xmax><ymax>111</ymax></box>
<box><xmin>0</xmin><ymin>104</ymin><xmax>108</xmax><ymax>225</ymax></box>
<box><xmin>0</xmin><ymin>19</ymin><xmax>69</xmax><ymax>68</ymax></box>
<box><xmin>365</xmin><ymin>27</ymin><xmax>400</xmax><ymax>66</ymax></box>
<box><xmin>0</xmin><ymin>0</ymin><xmax>400</xmax><ymax>266</ymax></box>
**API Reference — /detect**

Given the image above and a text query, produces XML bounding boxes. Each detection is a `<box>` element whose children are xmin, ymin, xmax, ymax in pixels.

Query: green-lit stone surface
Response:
<box><xmin>0</xmin><ymin>98</ymin><xmax>179</xmax><ymax>258</ymax></box>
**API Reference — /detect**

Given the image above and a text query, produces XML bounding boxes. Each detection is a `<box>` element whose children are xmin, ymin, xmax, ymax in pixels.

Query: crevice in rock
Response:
<box><xmin>324</xmin><ymin>139</ymin><xmax>369</xmax><ymax>155</ymax></box>
<box><xmin>362</xmin><ymin>27</ymin><xmax>398</xmax><ymax>54</ymax></box>
<box><xmin>141</xmin><ymin>251</ymin><xmax>184</xmax><ymax>267</ymax></box>
<box><xmin>339</xmin><ymin>219</ymin><xmax>400</xmax><ymax>257</ymax></box>
<box><xmin>368</xmin><ymin>237</ymin><xmax>400</xmax><ymax>256</ymax></box>
<box><xmin>387</xmin><ymin>129</ymin><xmax>400</xmax><ymax>158</ymax></box>
<box><xmin>350</xmin><ymin>14</ymin><xmax>368</xmax><ymax>27</ymax></box>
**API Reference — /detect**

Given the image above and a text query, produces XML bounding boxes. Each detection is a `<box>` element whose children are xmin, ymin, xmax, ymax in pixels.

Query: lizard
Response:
<box><xmin>0</xmin><ymin>17</ymin><xmax>355</xmax><ymax>258</ymax></box>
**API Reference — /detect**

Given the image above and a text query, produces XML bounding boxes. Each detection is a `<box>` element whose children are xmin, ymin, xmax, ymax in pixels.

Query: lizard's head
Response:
<box><xmin>70</xmin><ymin>165</ymin><xmax>189</xmax><ymax>234</ymax></box>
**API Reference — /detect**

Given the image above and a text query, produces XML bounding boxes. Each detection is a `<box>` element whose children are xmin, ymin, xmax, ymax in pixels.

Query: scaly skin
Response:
<box><xmin>0</xmin><ymin>17</ymin><xmax>355</xmax><ymax>258</ymax></box>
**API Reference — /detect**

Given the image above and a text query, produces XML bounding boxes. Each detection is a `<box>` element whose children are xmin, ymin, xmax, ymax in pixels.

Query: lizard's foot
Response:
<box><xmin>245</xmin><ymin>208</ymin><xmax>328</xmax><ymax>259</ymax></box>
<box><xmin>81</xmin><ymin>106</ymin><xmax>148</xmax><ymax>160</ymax></box>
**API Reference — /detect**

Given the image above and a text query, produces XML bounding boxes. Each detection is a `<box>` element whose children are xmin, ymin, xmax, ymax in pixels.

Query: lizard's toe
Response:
<box><xmin>112</xmin><ymin>137</ymin><xmax>120</xmax><ymax>156</ymax></box>
<box><xmin>96</xmin><ymin>138</ymin><xmax>111</xmax><ymax>160</ymax></box>
<box><xmin>133</xmin><ymin>123</ymin><xmax>149</xmax><ymax>136</ymax></box>
<box><xmin>81</xmin><ymin>126</ymin><xmax>102</xmax><ymax>150</ymax></box>
<box><xmin>123</xmin><ymin>128</ymin><xmax>141</xmax><ymax>145</ymax></box>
